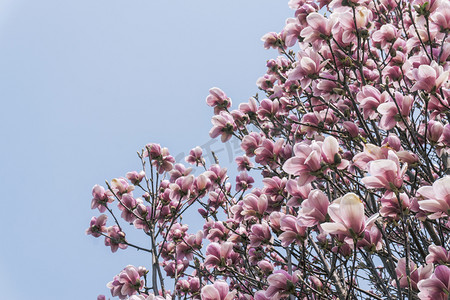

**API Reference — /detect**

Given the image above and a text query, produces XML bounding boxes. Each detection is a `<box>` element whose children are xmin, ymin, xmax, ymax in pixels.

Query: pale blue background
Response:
<box><xmin>0</xmin><ymin>1</ymin><xmax>291</xmax><ymax>299</ymax></box>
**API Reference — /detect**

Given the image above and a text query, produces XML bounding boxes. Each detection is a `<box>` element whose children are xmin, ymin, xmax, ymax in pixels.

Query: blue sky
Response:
<box><xmin>0</xmin><ymin>1</ymin><xmax>291</xmax><ymax>299</ymax></box>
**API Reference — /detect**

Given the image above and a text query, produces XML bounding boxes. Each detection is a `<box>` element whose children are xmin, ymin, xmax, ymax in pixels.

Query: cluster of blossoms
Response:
<box><xmin>89</xmin><ymin>0</ymin><xmax>450</xmax><ymax>299</ymax></box>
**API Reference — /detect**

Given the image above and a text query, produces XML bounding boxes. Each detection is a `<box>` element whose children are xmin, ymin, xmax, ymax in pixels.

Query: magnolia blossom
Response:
<box><xmin>204</xmin><ymin>242</ymin><xmax>236</xmax><ymax>271</ymax></box>
<box><xmin>392</xmin><ymin>258</ymin><xmax>433</xmax><ymax>290</ymax></box>
<box><xmin>185</xmin><ymin>146</ymin><xmax>205</xmax><ymax>166</ymax></box>
<box><xmin>278</xmin><ymin>215</ymin><xmax>307</xmax><ymax>246</ymax></box>
<box><xmin>107</xmin><ymin>265</ymin><xmax>145</xmax><ymax>299</ymax></box>
<box><xmin>377</xmin><ymin>93</ymin><xmax>413</xmax><ymax>130</ymax></box>
<box><xmin>300</xmin><ymin>12</ymin><xmax>333</xmax><ymax>44</ymax></box>
<box><xmin>201</xmin><ymin>281</ymin><xmax>237</xmax><ymax>300</ymax></box>
<box><xmin>411</xmin><ymin>62</ymin><xmax>449</xmax><ymax>93</ymax></box>
<box><xmin>288</xmin><ymin>49</ymin><xmax>328</xmax><ymax>89</ymax></box>
<box><xmin>417</xmin><ymin>176</ymin><xmax>450</xmax><ymax>218</ymax></box>
<box><xmin>418</xmin><ymin>265</ymin><xmax>450</xmax><ymax>299</ymax></box>
<box><xmin>104</xmin><ymin>225</ymin><xmax>127</xmax><ymax>253</ymax></box>
<box><xmin>206</xmin><ymin>87</ymin><xmax>231</xmax><ymax>114</ymax></box>
<box><xmin>298</xmin><ymin>189</ymin><xmax>329</xmax><ymax>226</ymax></box>
<box><xmin>86</xmin><ymin>214</ymin><xmax>107</xmax><ymax>237</ymax></box>
<box><xmin>426</xmin><ymin>245</ymin><xmax>450</xmax><ymax>265</ymax></box>
<box><xmin>209</xmin><ymin>111</ymin><xmax>237</xmax><ymax>143</ymax></box>
<box><xmin>361</xmin><ymin>151</ymin><xmax>407</xmax><ymax>191</ymax></box>
<box><xmin>283</xmin><ymin>142</ymin><xmax>322</xmax><ymax>185</ymax></box>
<box><xmin>321</xmin><ymin>193</ymin><xmax>378</xmax><ymax>240</ymax></box>
<box><xmin>265</xmin><ymin>270</ymin><xmax>301</xmax><ymax>299</ymax></box>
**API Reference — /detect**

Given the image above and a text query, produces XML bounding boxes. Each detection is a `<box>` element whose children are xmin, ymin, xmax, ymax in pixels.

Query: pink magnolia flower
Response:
<box><xmin>372</xmin><ymin>24</ymin><xmax>399</xmax><ymax>48</ymax></box>
<box><xmin>288</xmin><ymin>49</ymin><xmax>328</xmax><ymax>89</ymax></box>
<box><xmin>144</xmin><ymin>144</ymin><xmax>175</xmax><ymax>174</ymax></box>
<box><xmin>204</xmin><ymin>220</ymin><xmax>230</xmax><ymax>242</ymax></box>
<box><xmin>356</xmin><ymin>86</ymin><xmax>388</xmax><ymax>120</ymax></box>
<box><xmin>86</xmin><ymin>214</ymin><xmax>107</xmax><ymax>237</ymax></box>
<box><xmin>185</xmin><ymin>146</ymin><xmax>205</xmax><ymax>166</ymax></box>
<box><xmin>204</xmin><ymin>242</ymin><xmax>235</xmax><ymax>271</ymax></box>
<box><xmin>283</xmin><ymin>142</ymin><xmax>322</xmax><ymax>186</ymax></box>
<box><xmin>118</xmin><ymin>193</ymin><xmax>137</xmax><ymax>223</ymax></box>
<box><xmin>300</xmin><ymin>12</ymin><xmax>333</xmax><ymax>44</ymax></box>
<box><xmin>286</xmin><ymin>179</ymin><xmax>311</xmax><ymax>207</ymax></box>
<box><xmin>162</xmin><ymin>259</ymin><xmax>189</xmax><ymax>278</ymax></box>
<box><xmin>418</xmin><ymin>265</ymin><xmax>450</xmax><ymax>299</ymax></box>
<box><xmin>426</xmin><ymin>245</ymin><xmax>450</xmax><ymax>265</ymax></box>
<box><xmin>241</xmin><ymin>132</ymin><xmax>263</xmax><ymax>157</ymax></box>
<box><xmin>206</xmin><ymin>87</ymin><xmax>231</xmax><ymax>115</ymax></box>
<box><xmin>392</xmin><ymin>258</ymin><xmax>433</xmax><ymax>290</ymax></box>
<box><xmin>279</xmin><ymin>215</ymin><xmax>307</xmax><ymax>246</ymax></box>
<box><xmin>169</xmin><ymin>175</ymin><xmax>194</xmax><ymax>201</ymax></box>
<box><xmin>353</xmin><ymin>143</ymin><xmax>389</xmax><ymax>170</ymax></box>
<box><xmin>105</xmin><ymin>225</ymin><xmax>127</xmax><ymax>253</ymax></box>
<box><xmin>235</xmin><ymin>171</ymin><xmax>254</xmax><ymax>191</ymax></box>
<box><xmin>431</xmin><ymin>2</ymin><xmax>450</xmax><ymax>32</ymax></box>
<box><xmin>242</xmin><ymin>193</ymin><xmax>268</xmax><ymax>221</ymax></box>
<box><xmin>126</xmin><ymin>171</ymin><xmax>145</xmax><ymax>185</ymax></box>
<box><xmin>379</xmin><ymin>192</ymin><xmax>411</xmax><ymax>219</ymax></box>
<box><xmin>417</xmin><ymin>176</ymin><xmax>450</xmax><ymax>219</ymax></box>
<box><xmin>107</xmin><ymin>265</ymin><xmax>145</xmax><ymax>299</ymax></box>
<box><xmin>283</xmin><ymin>18</ymin><xmax>302</xmax><ymax>47</ymax></box>
<box><xmin>254</xmin><ymin>139</ymin><xmax>285</xmax><ymax>168</ymax></box>
<box><xmin>239</xmin><ymin>97</ymin><xmax>258</xmax><ymax>116</ymax></box>
<box><xmin>176</xmin><ymin>231</ymin><xmax>203</xmax><ymax>261</ymax></box>
<box><xmin>377</xmin><ymin>92</ymin><xmax>414</xmax><ymax>130</ymax></box>
<box><xmin>201</xmin><ymin>281</ymin><xmax>237</xmax><ymax>300</ymax></box>
<box><xmin>298</xmin><ymin>189</ymin><xmax>329</xmax><ymax>226</ymax></box>
<box><xmin>261</xmin><ymin>32</ymin><xmax>282</xmax><ymax>50</ymax></box>
<box><xmin>361</xmin><ymin>151</ymin><xmax>407</xmax><ymax>191</ymax></box>
<box><xmin>91</xmin><ymin>184</ymin><xmax>114</xmax><ymax>212</ymax></box>
<box><xmin>410</xmin><ymin>61</ymin><xmax>449</xmax><ymax>93</ymax></box>
<box><xmin>169</xmin><ymin>163</ymin><xmax>192</xmax><ymax>182</ymax></box>
<box><xmin>426</xmin><ymin>120</ymin><xmax>444</xmax><ymax>143</ymax></box>
<box><xmin>204</xmin><ymin>164</ymin><xmax>228</xmax><ymax>186</ymax></box>
<box><xmin>110</xmin><ymin>177</ymin><xmax>135</xmax><ymax>197</ymax></box>
<box><xmin>321</xmin><ymin>193</ymin><xmax>378</xmax><ymax>240</ymax></box>
<box><xmin>209</xmin><ymin>111</ymin><xmax>237</xmax><ymax>142</ymax></box>
<box><xmin>235</xmin><ymin>155</ymin><xmax>254</xmax><ymax>171</ymax></box>
<box><xmin>265</xmin><ymin>270</ymin><xmax>300</xmax><ymax>300</ymax></box>
<box><xmin>357</xmin><ymin>225</ymin><xmax>383</xmax><ymax>251</ymax></box>
<box><xmin>250</xmin><ymin>221</ymin><xmax>274</xmax><ymax>247</ymax></box>
<box><xmin>320</xmin><ymin>136</ymin><xmax>348</xmax><ymax>169</ymax></box>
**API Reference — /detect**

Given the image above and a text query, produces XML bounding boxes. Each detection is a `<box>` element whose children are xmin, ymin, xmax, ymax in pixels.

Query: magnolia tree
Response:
<box><xmin>88</xmin><ymin>0</ymin><xmax>450</xmax><ymax>299</ymax></box>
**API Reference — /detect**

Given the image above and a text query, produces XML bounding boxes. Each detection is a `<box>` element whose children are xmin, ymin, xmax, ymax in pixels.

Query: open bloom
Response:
<box><xmin>206</xmin><ymin>87</ymin><xmax>231</xmax><ymax>114</ymax></box>
<box><xmin>417</xmin><ymin>176</ymin><xmax>450</xmax><ymax>219</ymax></box>
<box><xmin>321</xmin><ymin>193</ymin><xmax>378</xmax><ymax>240</ymax></box>
<box><xmin>393</xmin><ymin>258</ymin><xmax>433</xmax><ymax>290</ymax></box>
<box><xmin>86</xmin><ymin>214</ymin><xmax>107</xmax><ymax>237</ymax></box>
<box><xmin>300</xmin><ymin>12</ymin><xmax>333</xmax><ymax>44</ymax></box>
<box><xmin>209</xmin><ymin>111</ymin><xmax>237</xmax><ymax>142</ymax></box>
<box><xmin>265</xmin><ymin>270</ymin><xmax>300</xmax><ymax>300</ymax></box>
<box><xmin>283</xmin><ymin>142</ymin><xmax>322</xmax><ymax>185</ymax></box>
<box><xmin>298</xmin><ymin>189</ymin><xmax>329</xmax><ymax>226</ymax></box>
<box><xmin>288</xmin><ymin>49</ymin><xmax>328</xmax><ymax>89</ymax></box>
<box><xmin>201</xmin><ymin>281</ymin><xmax>237</xmax><ymax>300</ymax></box>
<box><xmin>426</xmin><ymin>245</ymin><xmax>450</xmax><ymax>265</ymax></box>
<box><xmin>377</xmin><ymin>92</ymin><xmax>413</xmax><ymax>130</ymax></box>
<box><xmin>411</xmin><ymin>61</ymin><xmax>449</xmax><ymax>93</ymax></box>
<box><xmin>279</xmin><ymin>215</ymin><xmax>307</xmax><ymax>246</ymax></box>
<box><xmin>361</xmin><ymin>151</ymin><xmax>407</xmax><ymax>191</ymax></box>
<box><xmin>418</xmin><ymin>265</ymin><xmax>450</xmax><ymax>299</ymax></box>
<box><xmin>107</xmin><ymin>265</ymin><xmax>145</xmax><ymax>299</ymax></box>
<box><xmin>204</xmin><ymin>242</ymin><xmax>236</xmax><ymax>271</ymax></box>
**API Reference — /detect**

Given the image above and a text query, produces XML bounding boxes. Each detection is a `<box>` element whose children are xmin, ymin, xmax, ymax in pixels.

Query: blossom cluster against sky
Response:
<box><xmin>0</xmin><ymin>1</ymin><xmax>290</xmax><ymax>299</ymax></box>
